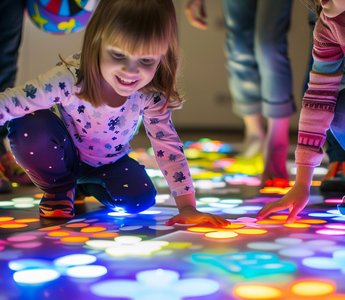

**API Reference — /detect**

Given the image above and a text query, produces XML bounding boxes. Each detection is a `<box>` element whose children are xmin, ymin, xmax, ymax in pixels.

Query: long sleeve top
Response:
<box><xmin>0</xmin><ymin>53</ymin><xmax>194</xmax><ymax>197</ymax></box>
<box><xmin>295</xmin><ymin>11</ymin><xmax>345</xmax><ymax>167</ymax></box>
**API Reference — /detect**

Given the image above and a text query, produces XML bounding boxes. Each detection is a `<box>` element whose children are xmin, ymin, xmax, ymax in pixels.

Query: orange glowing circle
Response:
<box><xmin>47</xmin><ymin>231</ymin><xmax>71</xmax><ymax>237</ymax></box>
<box><xmin>0</xmin><ymin>223</ymin><xmax>28</xmax><ymax>228</ymax></box>
<box><xmin>311</xmin><ymin>181</ymin><xmax>322</xmax><ymax>186</ymax></box>
<box><xmin>291</xmin><ymin>281</ymin><xmax>335</xmax><ymax>296</ymax></box>
<box><xmin>234</xmin><ymin>229</ymin><xmax>268</xmax><ymax>235</ymax></box>
<box><xmin>60</xmin><ymin>236</ymin><xmax>89</xmax><ymax>243</ymax></box>
<box><xmin>14</xmin><ymin>218</ymin><xmax>40</xmax><ymax>223</ymax></box>
<box><xmin>284</xmin><ymin>223</ymin><xmax>311</xmax><ymax>228</ymax></box>
<box><xmin>234</xmin><ymin>285</ymin><xmax>282</xmax><ymax>299</ymax></box>
<box><xmin>0</xmin><ymin>217</ymin><xmax>14</xmax><ymax>222</ymax></box>
<box><xmin>80</xmin><ymin>226</ymin><xmax>107</xmax><ymax>233</ymax></box>
<box><xmin>92</xmin><ymin>232</ymin><xmax>119</xmax><ymax>238</ymax></box>
<box><xmin>34</xmin><ymin>193</ymin><xmax>43</xmax><ymax>199</ymax></box>
<box><xmin>297</xmin><ymin>219</ymin><xmax>327</xmax><ymax>224</ymax></box>
<box><xmin>256</xmin><ymin>220</ymin><xmax>285</xmax><ymax>224</ymax></box>
<box><xmin>66</xmin><ymin>223</ymin><xmax>90</xmax><ymax>228</ymax></box>
<box><xmin>38</xmin><ymin>226</ymin><xmax>61</xmax><ymax>231</ymax></box>
<box><xmin>205</xmin><ymin>231</ymin><xmax>238</xmax><ymax>239</ymax></box>
<box><xmin>222</xmin><ymin>224</ymin><xmax>246</xmax><ymax>229</ymax></box>
<box><xmin>269</xmin><ymin>215</ymin><xmax>289</xmax><ymax>220</ymax></box>
<box><xmin>260</xmin><ymin>187</ymin><xmax>283</xmax><ymax>194</ymax></box>
<box><xmin>187</xmin><ymin>226</ymin><xmax>218</xmax><ymax>233</ymax></box>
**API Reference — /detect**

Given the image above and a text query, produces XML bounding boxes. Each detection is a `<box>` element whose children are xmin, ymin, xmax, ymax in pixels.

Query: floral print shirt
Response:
<box><xmin>0</xmin><ymin>53</ymin><xmax>194</xmax><ymax>197</ymax></box>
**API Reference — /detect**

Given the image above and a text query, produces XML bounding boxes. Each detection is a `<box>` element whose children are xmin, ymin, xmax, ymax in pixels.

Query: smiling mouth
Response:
<box><xmin>116</xmin><ymin>76</ymin><xmax>138</xmax><ymax>86</ymax></box>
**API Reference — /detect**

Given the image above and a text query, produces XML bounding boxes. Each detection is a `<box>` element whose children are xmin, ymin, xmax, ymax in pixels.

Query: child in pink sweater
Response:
<box><xmin>257</xmin><ymin>0</ymin><xmax>345</xmax><ymax>222</ymax></box>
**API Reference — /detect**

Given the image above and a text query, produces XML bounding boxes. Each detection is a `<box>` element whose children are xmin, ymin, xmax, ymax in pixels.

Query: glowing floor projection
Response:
<box><xmin>0</xmin><ymin>138</ymin><xmax>344</xmax><ymax>299</ymax></box>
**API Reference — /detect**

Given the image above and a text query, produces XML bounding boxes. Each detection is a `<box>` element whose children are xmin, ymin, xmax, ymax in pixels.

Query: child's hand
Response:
<box><xmin>256</xmin><ymin>184</ymin><xmax>310</xmax><ymax>223</ymax></box>
<box><xmin>165</xmin><ymin>207</ymin><xmax>230</xmax><ymax>228</ymax></box>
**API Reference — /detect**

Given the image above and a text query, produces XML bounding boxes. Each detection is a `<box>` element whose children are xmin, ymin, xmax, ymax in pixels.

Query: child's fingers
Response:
<box><xmin>257</xmin><ymin>200</ymin><xmax>289</xmax><ymax>219</ymax></box>
<box><xmin>203</xmin><ymin>214</ymin><xmax>223</xmax><ymax>228</ymax></box>
<box><xmin>214</xmin><ymin>215</ymin><xmax>231</xmax><ymax>226</ymax></box>
<box><xmin>165</xmin><ymin>215</ymin><xmax>180</xmax><ymax>226</ymax></box>
<box><xmin>286</xmin><ymin>203</ymin><xmax>306</xmax><ymax>224</ymax></box>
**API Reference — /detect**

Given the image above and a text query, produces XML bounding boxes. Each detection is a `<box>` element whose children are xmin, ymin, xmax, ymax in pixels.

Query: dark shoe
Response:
<box><xmin>320</xmin><ymin>161</ymin><xmax>345</xmax><ymax>192</ymax></box>
<box><xmin>39</xmin><ymin>188</ymin><xmax>75</xmax><ymax>218</ymax></box>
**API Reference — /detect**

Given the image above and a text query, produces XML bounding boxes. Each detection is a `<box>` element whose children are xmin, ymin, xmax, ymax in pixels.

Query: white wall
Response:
<box><xmin>16</xmin><ymin>0</ymin><xmax>311</xmax><ymax>131</ymax></box>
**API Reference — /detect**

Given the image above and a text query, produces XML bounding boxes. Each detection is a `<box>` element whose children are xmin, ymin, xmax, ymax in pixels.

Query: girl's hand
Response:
<box><xmin>256</xmin><ymin>184</ymin><xmax>310</xmax><ymax>223</ymax></box>
<box><xmin>185</xmin><ymin>0</ymin><xmax>207</xmax><ymax>30</ymax></box>
<box><xmin>165</xmin><ymin>207</ymin><xmax>230</xmax><ymax>228</ymax></box>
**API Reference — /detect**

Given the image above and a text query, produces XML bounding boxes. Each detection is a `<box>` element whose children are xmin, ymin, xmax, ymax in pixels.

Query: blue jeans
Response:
<box><xmin>7</xmin><ymin>110</ymin><xmax>157</xmax><ymax>213</ymax></box>
<box><xmin>0</xmin><ymin>0</ymin><xmax>26</xmax><ymax>154</ymax></box>
<box><xmin>222</xmin><ymin>0</ymin><xmax>295</xmax><ymax>118</ymax></box>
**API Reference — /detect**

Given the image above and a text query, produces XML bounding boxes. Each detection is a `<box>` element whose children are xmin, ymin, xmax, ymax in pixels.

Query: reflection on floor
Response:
<box><xmin>1</xmin><ymin>137</ymin><xmax>345</xmax><ymax>300</ymax></box>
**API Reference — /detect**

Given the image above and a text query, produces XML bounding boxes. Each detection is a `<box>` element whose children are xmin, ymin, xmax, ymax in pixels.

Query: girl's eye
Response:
<box><xmin>140</xmin><ymin>58</ymin><xmax>154</xmax><ymax>65</ymax></box>
<box><xmin>111</xmin><ymin>52</ymin><xmax>125</xmax><ymax>59</ymax></box>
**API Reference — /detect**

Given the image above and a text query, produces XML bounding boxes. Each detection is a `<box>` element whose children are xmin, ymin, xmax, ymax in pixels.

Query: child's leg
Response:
<box><xmin>262</xmin><ymin>116</ymin><xmax>290</xmax><ymax>184</ymax></box>
<box><xmin>7</xmin><ymin>109</ymin><xmax>79</xmax><ymax>217</ymax></box>
<box><xmin>77</xmin><ymin>155</ymin><xmax>156</xmax><ymax>214</ymax></box>
<box><xmin>241</xmin><ymin>113</ymin><xmax>265</xmax><ymax>158</ymax></box>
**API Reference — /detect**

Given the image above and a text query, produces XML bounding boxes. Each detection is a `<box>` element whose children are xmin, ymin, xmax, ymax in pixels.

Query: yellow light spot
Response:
<box><xmin>234</xmin><ymin>285</ymin><xmax>282</xmax><ymax>299</ymax></box>
<box><xmin>187</xmin><ymin>226</ymin><xmax>218</xmax><ymax>233</ymax></box>
<box><xmin>0</xmin><ymin>217</ymin><xmax>14</xmax><ymax>222</ymax></box>
<box><xmin>0</xmin><ymin>223</ymin><xmax>28</xmax><ymax>228</ymax></box>
<box><xmin>291</xmin><ymin>281</ymin><xmax>335</xmax><ymax>296</ymax></box>
<box><xmin>297</xmin><ymin>219</ymin><xmax>327</xmax><ymax>224</ymax></box>
<box><xmin>84</xmin><ymin>196</ymin><xmax>98</xmax><ymax>202</ymax></box>
<box><xmin>92</xmin><ymin>232</ymin><xmax>119</xmax><ymax>238</ymax></box>
<box><xmin>166</xmin><ymin>242</ymin><xmax>192</xmax><ymax>249</ymax></box>
<box><xmin>61</xmin><ymin>237</ymin><xmax>89</xmax><ymax>243</ymax></box>
<box><xmin>38</xmin><ymin>226</ymin><xmax>61</xmax><ymax>231</ymax></box>
<box><xmin>311</xmin><ymin>181</ymin><xmax>322</xmax><ymax>186</ymax></box>
<box><xmin>260</xmin><ymin>187</ymin><xmax>283</xmax><ymax>194</ymax></box>
<box><xmin>256</xmin><ymin>220</ymin><xmax>285</xmax><ymax>224</ymax></box>
<box><xmin>234</xmin><ymin>229</ymin><xmax>268</xmax><ymax>235</ymax></box>
<box><xmin>34</xmin><ymin>193</ymin><xmax>43</xmax><ymax>199</ymax></box>
<box><xmin>15</xmin><ymin>218</ymin><xmax>40</xmax><ymax>223</ymax></box>
<box><xmin>222</xmin><ymin>223</ymin><xmax>246</xmax><ymax>229</ymax></box>
<box><xmin>66</xmin><ymin>223</ymin><xmax>90</xmax><ymax>228</ymax></box>
<box><xmin>81</xmin><ymin>226</ymin><xmax>107</xmax><ymax>233</ymax></box>
<box><xmin>284</xmin><ymin>223</ymin><xmax>311</xmax><ymax>228</ymax></box>
<box><xmin>47</xmin><ymin>231</ymin><xmax>71</xmax><ymax>237</ymax></box>
<box><xmin>205</xmin><ymin>231</ymin><xmax>238</xmax><ymax>239</ymax></box>
<box><xmin>270</xmin><ymin>215</ymin><xmax>289</xmax><ymax>220</ymax></box>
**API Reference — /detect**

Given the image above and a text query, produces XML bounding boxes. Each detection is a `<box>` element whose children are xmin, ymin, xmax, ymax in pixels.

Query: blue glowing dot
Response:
<box><xmin>54</xmin><ymin>254</ymin><xmax>97</xmax><ymax>267</ymax></box>
<box><xmin>278</xmin><ymin>248</ymin><xmax>314</xmax><ymax>257</ymax></box>
<box><xmin>66</xmin><ymin>265</ymin><xmax>107</xmax><ymax>278</ymax></box>
<box><xmin>308</xmin><ymin>213</ymin><xmax>335</xmax><ymax>218</ymax></box>
<box><xmin>247</xmin><ymin>242</ymin><xmax>286</xmax><ymax>250</ymax></box>
<box><xmin>198</xmin><ymin>207</ymin><xmax>221</xmax><ymax>212</ymax></box>
<box><xmin>13</xmin><ymin>269</ymin><xmax>60</xmax><ymax>284</ymax></box>
<box><xmin>302</xmin><ymin>257</ymin><xmax>340</xmax><ymax>270</ymax></box>
<box><xmin>9</xmin><ymin>259</ymin><xmax>51</xmax><ymax>271</ymax></box>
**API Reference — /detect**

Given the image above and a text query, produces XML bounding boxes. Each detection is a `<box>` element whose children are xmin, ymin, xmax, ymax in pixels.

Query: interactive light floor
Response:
<box><xmin>1</xmin><ymin>138</ymin><xmax>345</xmax><ymax>300</ymax></box>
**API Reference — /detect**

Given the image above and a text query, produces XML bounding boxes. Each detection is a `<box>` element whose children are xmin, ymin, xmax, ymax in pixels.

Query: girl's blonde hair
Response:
<box><xmin>74</xmin><ymin>0</ymin><xmax>182</xmax><ymax>111</ymax></box>
<box><xmin>300</xmin><ymin>0</ymin><xmax>322</xmax><ymax>17</ymax></box>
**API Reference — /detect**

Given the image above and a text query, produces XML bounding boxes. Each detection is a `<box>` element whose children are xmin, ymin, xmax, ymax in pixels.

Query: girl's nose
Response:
<box><xmin>122</xmin><ymin>60</ymin><xmax>139</xmax><ymax>74</ymax></box>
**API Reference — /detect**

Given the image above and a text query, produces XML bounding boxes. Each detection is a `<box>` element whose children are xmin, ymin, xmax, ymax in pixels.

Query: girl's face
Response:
<box><xmin>320</xmin><ymin>0</ymin><xmax>345</xmax><ymax>18</ymax></box>
<box><xmin>100</xmin><ymin>41</ymin><xmax>162</xmax><ymax>97</ymax></box>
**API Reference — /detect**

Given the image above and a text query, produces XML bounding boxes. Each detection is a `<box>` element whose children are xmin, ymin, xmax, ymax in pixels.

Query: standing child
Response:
<box><xmin>0</xmin><ymin>0</ymin><xmax>229</xmax><ymax>227</ymax></box>
<box><xmin>257</xmin><ymin>0</ymin><xmax>345</xmax><ymax>222</ymax></box>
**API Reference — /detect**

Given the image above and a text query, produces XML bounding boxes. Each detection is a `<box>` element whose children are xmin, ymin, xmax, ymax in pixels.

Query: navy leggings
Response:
<box><xmin>7</xmin><ymin>110</ymin><xmax>156</xmax><ymax>213</ymax></box>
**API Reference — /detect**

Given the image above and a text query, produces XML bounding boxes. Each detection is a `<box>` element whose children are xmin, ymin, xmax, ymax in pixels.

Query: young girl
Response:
<box><xmin>257</xmin><ymin>0</ymin><xmax>345</xmax><ymax>223</ymax></box>
<box><xmin>0</xmin><ymin>0</ymin><xmax>229</xmax><ymax>228</ymax></box>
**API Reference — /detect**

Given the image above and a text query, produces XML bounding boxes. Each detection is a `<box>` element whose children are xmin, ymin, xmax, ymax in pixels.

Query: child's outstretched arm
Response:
<box><xmin>165</xmin><ymin>193</ymin><xmax>230</xmax><ymax>228</ymax></box>
<box><xmin>257</xmin><ymin>165</ymin><xmax>314</xmax><ymax>223</ymax></box>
